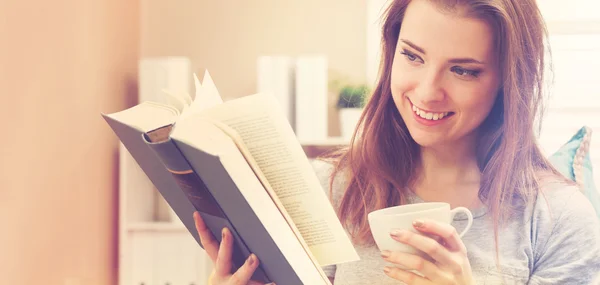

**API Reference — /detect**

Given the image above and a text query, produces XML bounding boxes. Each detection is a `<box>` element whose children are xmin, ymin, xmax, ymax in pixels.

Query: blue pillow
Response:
<box><xmin>548</xmin><ymin>126</ymin><xmax>600</xmax><ymax>220</ymax></box>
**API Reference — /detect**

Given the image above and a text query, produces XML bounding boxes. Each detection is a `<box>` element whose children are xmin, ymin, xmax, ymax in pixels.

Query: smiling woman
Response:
<box><xmin>316</xmin><ymin>0</ymin><xmax>600</xmax><ymax>284</ymax></box>
<box><xmin>391</xmin><ymin>0</ymin><xmax>501</xmax><ymax>150</ymax></box>
<box><xmin>188</xmin><ymin>0</ymin><xmax>600</xmax><ymax>284</ymax></box>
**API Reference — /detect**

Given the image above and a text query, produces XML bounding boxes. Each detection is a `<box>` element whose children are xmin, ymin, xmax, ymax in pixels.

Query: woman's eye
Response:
<box><xmin>451</xmin><ymin>66</ymin><xmax>480</xmax><ymax>78</ymax></box>
<box><xmin>403</xmin><ymin>52</ymin><xmax>416</xmax><ymax>61</ymax></box>
<box><xmin>400</xmin><ymin>49</ymin><xmax>422</xmax><ymax>63</ymax></box>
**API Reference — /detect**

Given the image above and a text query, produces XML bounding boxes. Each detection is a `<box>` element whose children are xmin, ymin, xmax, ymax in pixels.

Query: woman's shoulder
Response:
<box><xmin>530</xmin><ymin>173</ymin><xmax>599</xmax><ymax>237</ymax></box>
<box><xmin>533</xmin><ymin>174</ymin><xmax>595</xmax><ymax>219</ymax></box>
<box><xmin>534</xmin><ymin>172</ymin><xmax>590</xmax><ymax>210</ymax></box>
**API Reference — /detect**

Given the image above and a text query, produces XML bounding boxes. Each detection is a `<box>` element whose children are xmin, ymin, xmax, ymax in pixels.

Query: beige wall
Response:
<box><xmin>0</xmin><ymin>0</ymin><xmax>139</xmax><ymax>284</ymax></box>
<box><xmin>141</xmin><ymin>0</ymin><xmax>368</xmax><ymax>135</ymax></box>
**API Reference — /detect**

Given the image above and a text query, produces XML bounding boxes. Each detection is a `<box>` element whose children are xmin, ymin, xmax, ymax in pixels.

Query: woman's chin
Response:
<box><xmin>411</xmin><ymin>137</ymin><xmax>440</xmax><ymax>148</ymax></box>
<box><xmin>407</xmin><ymin>131</ymin><xmax>444</xmax><ymax>148</ymax></box>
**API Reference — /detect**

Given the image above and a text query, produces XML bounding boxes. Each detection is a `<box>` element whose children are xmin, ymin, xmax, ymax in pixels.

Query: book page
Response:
<box><xmin>197</xmin><ymin>93</ymin><xmax>359</xmax><ymax>266</ymax></box>
<box><xmin>179</xmin><ymin>71</ymin><xmax>223</xmax><ymax>122</ymax></box>
<box><xmin>172</xmin><ymin>119</ymin><xmax>332</xmax><ymax>284</ymax></box>
<box><xmin>204</xmin><ymin>119</ymin><xmax>332</xmax><ymax>284</ymax></box>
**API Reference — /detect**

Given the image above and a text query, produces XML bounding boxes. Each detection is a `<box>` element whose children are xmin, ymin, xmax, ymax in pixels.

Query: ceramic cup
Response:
<box><xmin>368</xmin><ymin>202</ymin><xmax>473</xmax><ymax>262</ymax></box>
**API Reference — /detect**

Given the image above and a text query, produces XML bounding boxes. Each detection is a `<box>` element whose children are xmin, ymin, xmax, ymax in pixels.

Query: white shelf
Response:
<box><xmin>119</xmin><ymin>142</ymin><xmax>211</xmax><ymax>285</ymax></box>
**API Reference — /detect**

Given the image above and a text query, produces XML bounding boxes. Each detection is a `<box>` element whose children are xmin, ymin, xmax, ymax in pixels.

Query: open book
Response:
<box><xmin>102</xmin><ymin>71</ymin><xmax>359</xmax><ymax>284</ymax></box>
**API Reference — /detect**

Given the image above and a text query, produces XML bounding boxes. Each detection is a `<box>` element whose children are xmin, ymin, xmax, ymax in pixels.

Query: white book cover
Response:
<box><xmin>295</xmin><ymin>55</ymin><xmax>329</xmax><ymax>141</ymax></box>
<box><xmin>257</xmin><ymin>55</ymin><xmax>296</xmax><ymax>129</ymax></box>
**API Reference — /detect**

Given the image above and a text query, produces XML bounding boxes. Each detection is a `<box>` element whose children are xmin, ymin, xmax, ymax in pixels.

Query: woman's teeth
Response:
<box><xmin>412</xmin><ymin>105</ymin><xmax>449</xmax><ymax>121</ymax></box>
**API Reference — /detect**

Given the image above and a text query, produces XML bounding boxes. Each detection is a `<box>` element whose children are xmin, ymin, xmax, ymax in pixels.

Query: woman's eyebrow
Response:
<box><xmin>400</xmin><ymin>38</ymin><xmax>486</xmax><ymax>65</ymax></box>
<box><xmin>448</xmin><ymin>58</ymin><xmax>485</xmax><ymax>65</ymax></box>
<box><xmin>400</xmin><ymin>39</ymin><xmax>425</xmax><ymax>54</ymax></box>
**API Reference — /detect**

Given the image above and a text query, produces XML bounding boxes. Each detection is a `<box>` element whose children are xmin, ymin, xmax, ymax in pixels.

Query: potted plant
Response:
<box><xmin>337</xmin><ymin>84</ymin><xmax>369</xmax><ymax>139</ymax></box>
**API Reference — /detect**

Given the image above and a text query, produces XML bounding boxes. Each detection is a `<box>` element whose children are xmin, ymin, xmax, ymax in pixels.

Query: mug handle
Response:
<box><xmin>449</xmin><ymin>207</ymin><xmax>473</xmax><ymax>238</ymax></box>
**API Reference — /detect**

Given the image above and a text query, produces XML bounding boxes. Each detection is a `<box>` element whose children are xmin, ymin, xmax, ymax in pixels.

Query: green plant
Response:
<box><xmin>336</xmin><ymin>84</ymin><xmax>370</xmax><ymax>108</ymax></box>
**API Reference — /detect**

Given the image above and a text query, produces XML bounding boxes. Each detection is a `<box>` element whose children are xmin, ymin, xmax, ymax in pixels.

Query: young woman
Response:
<box><xmin>193</xmin><ymin>0</ymin><xmax>600</xmax><ymax>284</ymax></box>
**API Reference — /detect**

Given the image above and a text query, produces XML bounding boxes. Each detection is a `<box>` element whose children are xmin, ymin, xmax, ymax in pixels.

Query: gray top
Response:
<box><xmin>312</xmin><ymin>160</ymin><xmax>600</xmax><ymax>284</ymax></box>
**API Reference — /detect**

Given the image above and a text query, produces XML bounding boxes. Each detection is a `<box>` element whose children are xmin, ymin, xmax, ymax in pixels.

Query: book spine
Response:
<box><xmin>144</xmin><ymin>136</ymin><xmax>271</xmax><ymax>283</ymax></box>
<box><xmin>173</xmin><ymin>138</ymin><xmax>306</xmax><ymax>285</ymax></box>
<box><xmin>146</xmin><ymin>137</ymin><xmax>223</xmax><ymax>217</ymax></box>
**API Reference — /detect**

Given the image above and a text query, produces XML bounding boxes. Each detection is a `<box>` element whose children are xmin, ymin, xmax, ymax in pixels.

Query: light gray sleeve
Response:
<box><xmin>528</xmin><ymin>186</ymin><xmax>600</xmax><ymax>285</ymax></box>
<box><xmin>321</xmin><ymin>264</ymin><xmax>337</xmax><ymax>279</ymax></box>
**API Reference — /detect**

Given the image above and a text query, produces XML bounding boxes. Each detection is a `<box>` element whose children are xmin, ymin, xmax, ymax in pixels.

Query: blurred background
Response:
<box><xmin>1</xmin><ymin>0</ymin><xmax>598</xmax><ymax>284</ymax></box>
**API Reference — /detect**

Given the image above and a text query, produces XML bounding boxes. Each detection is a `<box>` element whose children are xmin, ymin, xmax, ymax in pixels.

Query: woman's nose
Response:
<box><xmin>413</xmin><ymin>71</ymin><xmax>445</xmax><ymax>103</ymax></box>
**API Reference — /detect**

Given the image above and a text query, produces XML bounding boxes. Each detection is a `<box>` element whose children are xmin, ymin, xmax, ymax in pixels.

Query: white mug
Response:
<box><xmin>368</xmin><ymin>202</ymin><xmax>473</xmax><ymax>260</ymax></box>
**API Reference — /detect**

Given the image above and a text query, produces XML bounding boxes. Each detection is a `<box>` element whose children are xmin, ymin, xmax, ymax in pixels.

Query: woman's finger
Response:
<box><xmin>247</xmin><ymin>280</ymin><xmax>272</xmax><ymax>285</ymax></box>
<box><xmin>413</xmin><ymin>219</ymin><xmax>467</xmax><ymax>252</ymax></box>
<box><xmin>384</xmin><ymin>266</ymin><xmax>432</xmax><ymax>284</ymax></box>
<box><xmin>229</xmin><ymin>253</ymin><xmax>260</xmax><ymax>285</ymax></box>
<box><xmin>193</xmin><ymin>211</ymin><xmax>219</xmax><ymax>262</ymax></box>
<box><xmin>215</xmin><ymin>227</ymin><xmax>234</xmax><ymax>277</ymax></box>
<box><xmin>381</xmin><ymin>250</ymin><xmax>443</xmax><ymax>281</ymax></box>
<box><xmin>391</xmin><ymin>229</ymin><xmax>460</xmax><ymax>271</ymax></box>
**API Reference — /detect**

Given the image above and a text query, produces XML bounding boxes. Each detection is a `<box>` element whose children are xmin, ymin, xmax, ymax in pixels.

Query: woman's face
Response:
<box><xmin>391</xmin><ymin>0</ymin><xmax>501</xmax><ymax>149</ymax></box>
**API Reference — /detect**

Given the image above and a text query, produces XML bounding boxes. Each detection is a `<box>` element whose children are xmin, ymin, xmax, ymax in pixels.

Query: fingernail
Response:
<box><xmin>413</xmin><ymin>219</ymin><xmax>425</xmax><ymax>228</ymax></box>
<box><xmin>381</xmin><ymin>250</ymin><xmax>391</xmax><ymax>259</ymax></box>
<box><xmin>221</xmin><ymin>228</ymin><xmax>227</xmax><ymax>239</ymax></box>
<box><xmin>390</xmin><ymin>230</ymin><xmax>404</xmax><ymax>238</ymax></box>
<box><xmin>247</xmin><ymin>254</ymin><xmax>256</xmax><ymax>266</ymax></box>
<box><xmin>383</xmin><ymin>266</ymin><xmax>391</xmax><ymax>274</ymax></box>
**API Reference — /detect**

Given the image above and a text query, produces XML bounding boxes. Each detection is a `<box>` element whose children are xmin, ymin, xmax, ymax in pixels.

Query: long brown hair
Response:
<box><xmin>325</xmin><ymin>0</ymin><xmax>563</xmax><ymax>261</ymax></box>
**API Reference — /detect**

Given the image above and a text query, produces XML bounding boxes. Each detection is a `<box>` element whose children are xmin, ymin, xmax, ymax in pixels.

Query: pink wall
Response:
<box><xmin>0</xmin><ymin>0</ymin><xmax>139</xmax><ymax>284</ymax></box>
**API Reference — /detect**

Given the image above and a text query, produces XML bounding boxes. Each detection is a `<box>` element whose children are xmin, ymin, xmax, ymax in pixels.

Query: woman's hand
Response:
<box><xmin>381</xmin><ymin>219</ymin><xmax>475</xmax><ymax>285</ymax></box>
<box><xmin>193</xmin><ymin>211</ymin><xmax>275</xmax><ymax>285</ymax></box>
